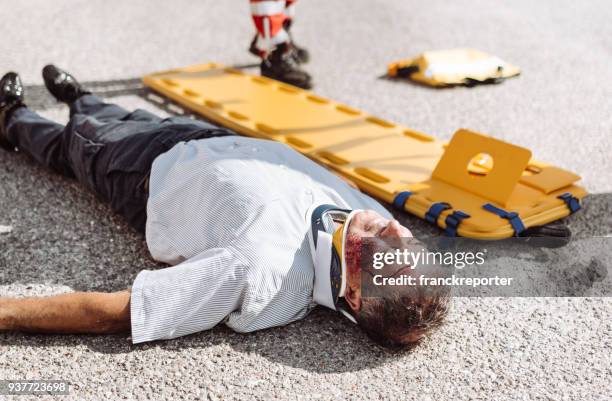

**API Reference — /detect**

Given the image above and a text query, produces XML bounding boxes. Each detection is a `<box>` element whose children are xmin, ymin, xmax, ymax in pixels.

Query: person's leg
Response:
<box><xmin>37</xmin><ymin>66</ymin><xmax>225</xmax><ymax>233</ymax></box>
<box><xmin>249</xmin><ymin>0</ymin><xmax>312</xmax><ymax>88</ymax></box>
<box><xmin>0</xmin><ymin>71</ymin><xmax>72</xmax><ymax>177</ymax></box>
<box><xmin>70</xmin><ymin>94</ymin><xmax>162</xmax><ymax>124</ymax></box>
<box><xmin>3</xmin><ymin>96</ymin><xmax>156</xmax><ymax>185</ymax></box>
<box><xmin>249</xmin><ymin>0</ymin><xmax>308</xmax><ymax>63</ymax></box>
<box><xmin>3</xmin><ymin>96</ymin><xmax>160</xmax><ymax>201</ymax></box>
<box><xmin>40</xmin><ymin>65</ymin><xmax>161</xmax><ymax>124</ymax></box>
<box><xmin>283</xmin><ymin>0</ymin><xmax>309</xmax><ymax>63</ymax></box>
<box><xmin>250</xmin><ymin>0</ymin><xmax>290</xmax><ymax>58</ymax></box>
<box><xmin>64</xmin><ymin>99</ymin><xmax>233</xmax><ymax>234</ymax></box>
<box><xmin>5</xmin><ymin>106</ymin><xmax>74</xmax><ymax>177</ymax></box>
<box><xmin>284</xmin><ymin>0</ymin><xmax>297</xmax><ymax>21</ymax></box>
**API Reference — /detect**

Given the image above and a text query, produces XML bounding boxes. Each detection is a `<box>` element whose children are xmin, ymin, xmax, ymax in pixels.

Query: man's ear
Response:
<box><xmin>344</xmin><ymin>284</ymin><xmax>362</xmax><ymax>312</ymax></box>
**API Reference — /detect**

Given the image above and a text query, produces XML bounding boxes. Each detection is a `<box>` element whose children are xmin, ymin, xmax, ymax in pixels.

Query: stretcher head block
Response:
<box><xmin>432</xmin><ymin>129</ymin><xmax>532</xmax><ymax>206</ymax></box>
<box><xmin>143</xmin><ymin>63</ymin><xmax>586</xmax><ymax>239</ymax></box>
<box><xmin>388</xmin><ymin>48</ymin><xmax>521</xmax><ymax>87</ymax></box>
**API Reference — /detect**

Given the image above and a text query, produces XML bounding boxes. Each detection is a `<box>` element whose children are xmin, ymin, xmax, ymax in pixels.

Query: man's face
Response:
<box><xmin>342</xmin><ymin>210</ymin><xmax>413</xmax><ymax>306</ymax></box>
<box><xmin>347</xmin><ymin>210</ymin><xmax>412</xmax><ymax>239</ymax></box>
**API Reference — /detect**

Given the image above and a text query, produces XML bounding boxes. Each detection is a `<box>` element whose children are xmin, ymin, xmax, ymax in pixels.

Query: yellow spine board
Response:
<box><xmin>143</xmin><ymin>63</ymin><xmax>586</xmax><ymax>239</ymax></box>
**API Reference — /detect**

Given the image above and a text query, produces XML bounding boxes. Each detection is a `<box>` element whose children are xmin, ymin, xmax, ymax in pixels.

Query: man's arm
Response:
<box><xmin>0</xmin><ymin>291</ymin><xmax>131</xmax><ymax>335</ymax></box>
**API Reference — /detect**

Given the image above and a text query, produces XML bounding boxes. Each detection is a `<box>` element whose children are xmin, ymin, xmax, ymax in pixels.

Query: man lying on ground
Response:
<box><xmin>0</xmin><ymin>66</ymin><xmax>448</xmax><ymax>348</ymax></box>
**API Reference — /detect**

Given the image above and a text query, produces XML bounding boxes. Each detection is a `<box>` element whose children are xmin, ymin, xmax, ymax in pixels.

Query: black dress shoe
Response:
<box><xmin>249</xmin><ymin>34</ymin><xmax>310</xmax><ymax>65</ymax></box>
<box><xmin>0</xmin><ymin>72</ymin><xmax>25</xmax><ymax>151</ymax></box>
<box><xmin>261</xmin><ymin>43</ymin><xmax>312</xmax><ymax>89</ymax></box>
<box><xmin>42</xmin><ymin>64</ymin><xmax>90</xmax><ymax>104</ymax></box>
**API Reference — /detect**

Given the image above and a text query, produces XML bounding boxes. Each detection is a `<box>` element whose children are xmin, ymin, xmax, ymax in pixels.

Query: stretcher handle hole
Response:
<box><xmin>252</xmin><ymin>76</ymin><xmax>271</xmax><ymax>85</ymax></box>
<box><xmin>278</xmin><ymin>86</ymin><xmax>300</xmax><ymax>94</ymax></box>
<box><xmin>162</xmin><ymin>78</ymin><xmax>179</xmax><ymax>87</ymax></box>
<box><xmin>204</xmin><ymin>100</ymin><xmax>223</xmax><ymax>109</ymax></box>
<box><xmin>183</xmin><ymin>89</ymin><xmax>200</xmax><ymax>98</ymax></box>
<box><xmin>307</xmin><ymin>95</ymin><xmax>330</xmax><ymax>104</ymax></box>
<box><xmin>355</xmin><ymin>167</ymin><xmax>390</xmax><ymax>183</ymax></box>
<box><xmin>286</xmin><ymin>136</ymin><xmax>313</xmax><ymax>149</ymax></box>
<box><xmin>228</xmin><ymin>111</ymin><xmax>249</xmax><ymax>121</ymax></box>
<box><xmin>336</xmin><ymin>105</ymin><xmax>361</xmax><ymax>115</ymax></box>
<box><xmin>366</xmin><ymin>117</ymin><xmax>396</xmax><ymax>128</ymax></box>
<box><xmin>255</xmin><ymin>123</ymin><xmax>278</xmax><ymax>136</ymax></box>
<box><xmin>318</xmin><ymin>151</ymin><xmax>349</xmax><ymax>166</ymax></box>
<box><xmin>403</xmin><ymin>129</ymin><xmax>434</xmax><ymax>142</ymax></box>
<box><xmin>467</xmin><ymin>153</ymin><xmax>494</xmax><ymax>176</ymax></box>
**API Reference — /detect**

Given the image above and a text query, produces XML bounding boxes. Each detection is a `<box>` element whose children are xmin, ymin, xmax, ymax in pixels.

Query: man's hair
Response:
<box><xmin>354</xmin><ymin>291</ymin><xmax>449</xmax><ymax>349</ymax></box>
<box><xmin>347</xmin><ymin>235</ymin><xmax>451</xmax><ymax>349</ymax></box>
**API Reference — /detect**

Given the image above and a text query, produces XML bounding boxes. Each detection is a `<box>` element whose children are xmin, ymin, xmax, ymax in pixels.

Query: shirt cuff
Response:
<box><xmin>130</xmin><ymin>270</ymin><xmax>150</xmax><ymax>344</ymax></box>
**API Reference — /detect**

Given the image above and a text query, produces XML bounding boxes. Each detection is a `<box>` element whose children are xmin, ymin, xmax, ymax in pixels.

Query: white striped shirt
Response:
<box><xmin>130</xmin><ymin>136</ymin><xmax>391</xmax><ymax>344</ymax></box>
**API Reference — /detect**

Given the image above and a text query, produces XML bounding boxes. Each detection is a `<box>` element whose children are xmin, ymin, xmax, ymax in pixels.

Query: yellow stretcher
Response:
<box><xmin>388</xmin><ymin>48</ymin><xmax>521</xmax><ymax>87</ymax></box>
<box><xmin>143</xmin><ymin>63</ymin><xmax>586</xmax><ymax>239</ymax></box>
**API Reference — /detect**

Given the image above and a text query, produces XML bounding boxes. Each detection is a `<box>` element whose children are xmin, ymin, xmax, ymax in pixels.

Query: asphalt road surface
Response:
<box><xmin>1</xmin><ymin>1</ymin><xmax>611</xmax><ymax>400</ymax></box>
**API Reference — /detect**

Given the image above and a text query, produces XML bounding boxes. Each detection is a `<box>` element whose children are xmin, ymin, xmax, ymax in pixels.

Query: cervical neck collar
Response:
<box><xmin>306</xmin><ymin>204</ymin><xmax>361</xmax><ymax>324</ymax></box>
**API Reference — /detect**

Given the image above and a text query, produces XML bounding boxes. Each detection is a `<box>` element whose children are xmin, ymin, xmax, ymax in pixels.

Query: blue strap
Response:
<box><xmin>557</xmin><ymin>192</ymin><xmax>581</xmax><ymax>214</ymax></box>
<box><xmin>482</xmin><ymin>203</ymin><xmax>526</xmax><ymax>235</ymax></box>
<box><xmin>393</xmin><ymin>191</ymin><xmax>412</xmax><ymax>211</ymax></box>
<box><xmin>444</xmin><ymin>210</ymin><xmax>471</xmax><ymax>237</ymax></box>
<box><xmin>425</xmin><ymin>202</ymin><xmax>451</xmax><ymax>224</ymax></box>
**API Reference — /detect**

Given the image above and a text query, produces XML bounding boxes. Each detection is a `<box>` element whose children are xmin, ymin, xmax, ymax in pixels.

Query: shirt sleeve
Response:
<box><xmin>130</xmin><ymin>248</ymin><xmax>245</xmax><ymax>344</ymax></box>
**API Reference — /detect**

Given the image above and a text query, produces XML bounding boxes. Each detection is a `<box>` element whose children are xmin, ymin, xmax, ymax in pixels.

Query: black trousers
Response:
<box><xmin>6</xmin><ymin>95</ymin><xmax>233</xmax><ymax>233</ymax></box>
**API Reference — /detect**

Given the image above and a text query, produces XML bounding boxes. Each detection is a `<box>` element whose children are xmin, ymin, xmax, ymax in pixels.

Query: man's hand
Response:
<box><xmin>0</xmin><ymin>290</ymin><xmax>131</xmax><ymax>335</ymax></box>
